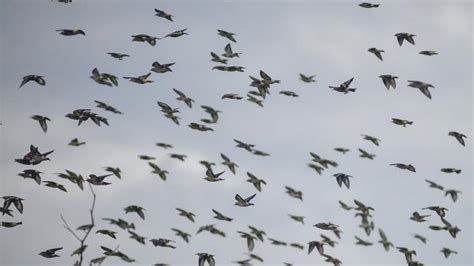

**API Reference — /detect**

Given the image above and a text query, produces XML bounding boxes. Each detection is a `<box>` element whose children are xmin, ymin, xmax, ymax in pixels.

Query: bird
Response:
<box><xmin>154</xmin><ymin>8</ymin><xmax>173</xmax><ymax>21</ymax></box>
<box><xmin>329</xmin><ymin>77</ymin><xmax>356</xmax><ymax>94</ymax></box>
<box><xmin>210</xmin><ymin>52</ymin><xmax>228</xmax><ymax>64</ymax></box>
<box><xmin>440</xmin><ymin>168</ymin><xmax>462</xmax><ymax>174</ymax></box>
<box><xmin>407</xmin><ymin>80</ymin><xmax>434</xmax><ymax>99</ymax></box>
<box><xmin>361</xmin><ymin>134</ymin><xmax>380</xmax><ymax>146</ymax></box>
<box><xmin>171</xmin><ymin>228</ymin><xmax>191</xmax><ymax>243</ymax></box>
<box><xmin>218</xmin><ymin>29</ymin><xmax>237</xmax><ymax>42</ymax></box>
<box><xmin>150</xmin><ymin>238</ymin><xmax>176</xmax><ymax>248</ymax></box>
<box><xmin>212</xmin><ymin>65</ymin><xmax>245</xmax><ymax>72</ymax></box>
<box><xmin>248</xmin><ymin>226</ymin><xmax>266</xmax><ymax>242</ymax></box>
<box><xmin>279</xmin><ymin>91</ymin><xmax>299</xmax><ymax>97</ymax></box>
<box><xmin>359</xmin><ymin>2</ymin><xmax>380</xmax><ymax>8</ymax></box>
<box><xmin>285</xmin><ymin>186</ymin><xmax>303</xmax><ymax>200</ymax></box>
<box><xmin>246</xmin><ymin>94</ymin><xmax>264</xmax><ymax>107</ymax></box>
<box><xmin>355</xmin><ymin>236</ymin><xmax>373</xmax><ymax>246</ymax></box>
<box><xmin>131</xmin><ymin>34</ymin><xmax>159</xmax><ymax>46</ymax></box>
<box><xmin>201</xmin><ymin>105</ymin><xmax>221</xmax><ymax>124</ymax></box>
<box><xmin>104</xmin><ymin>167</ymin><xmax>121</xmax><ymax>179</ymax></box>
<box><xmin>397</xmin><ymin>247</ymin><xmax>417</xmax><ymax>263</ymax></box>
<box><xmin>234</xmin><ymin>139</ymin><xmax>255</xmax><ymax>152</ymax></box>
<box><xmin>334</xmin><ymin>148</ymin><xmax>350</xmax><ymax>154</ymax></box>
<box><xmin>220</xmin><ymin>153</ymin><xmax>238</xmax><ymax>174</ymax></box>
<box><xmin>124</xmin><ymin>205</ymin><xmax>146</xmax><ymax>220</ymax></box>
<box><xmin>211</xmin><ymin>209</ymin><xmax>233</xmax><ymax>222</ymax></box>
<box><xmin>448</xmin><ymin>131</ymin><xmax>467</xmax><ymax>146</ymax></box>
<box><xmin>314</xmin><ymin>222</ymin><xmax>339</xmax><ymax>231</ymax></box>
<box><xmin>307</xmin><ymin>163</ymin><xmax>324</xmax><ymax>175</ymax></box>
<box><xmin>410</xmin><ymin>211</ymin><xmax>430</xmax><ymax>223</ymax></box>
<box><xmin>148</xmin><ymin>162</ymin><xmax>168</xmax><ymax>181</ymax></box>
<box><xmin>123</xmin><ymin>73</ymin><xmax>153</xmax><ymax>84</ymax></box>
<box><xmin>419</xmin><ymin>50</ymin><xmax>438</xmax><ymax>56</ymax></box>
<box><xmin>15</xmin><ymin>145</ymin><xmax>54</xmax><ymax>165</ymax></box>
<box><xmin>234</xmin><ymin>193</ymin><xmax>256</xmax><ymax>207</ymax></box>
<box><xmin>320</xmin><ymin>234</ymin><xmax>338</xmax><ymax>247</ymax></box>
<box><xmin>423</xmin><ymin>206</ymin><xmax>448</xmax><ymax>218</ymax></box>
<box><xmin>379</xmin><ymin>75</ymin><xmax>398</xmax><ymax>90</ymax></box>
<box><xmin>94</xmin><ymin>100</ymin><xmax>123</xmax><ymax>114</ymax></box>
<box><xmin>425</xmin><ymin>179</ymin><xmax>444</xmax><ymax>190</ymax></box>
<box><xmin>66</xmin><ymin>109</ymin><xmax>109</xmax><ymax>127</ymax></box>
<box><xmin>90</xmin><ymin>68</ymin><xmax>118</xmax><ymax>87</ymax></box>
<box><xmin>102</xmin><ymin>218</ymin><xmax>135</xmax><ymax>230</ymax></box>
<box><xmin>413</xmin><ymin>234</ymin><xmax>427</xmax><ymax>244</ymax></box>
<box><xmin>156</xmin><ymin>142</ymin><xmax>173</xmax><ymax>149</ymax></box>
<box><xmin>429</xmin><ymin>217</ymin><xmax>460</xmax><ymax>238</ymax></box>
<box><xmin>196</xmin><ymin>253</ymin><xmax>215</xmax><ymax>266</ymax></box>
<box><xmin>128</xmin><ymin>230</ymin><xmax>146</xmax><ymax>244</ymax></box>
<box><xmin>395</xmin><ymin>32</ymin><xmax>416</xmax><ymax>46</ymax></box>
<box><xmin>173</xmin><ymin>88</ymin><xmax>194</xmax><ymax>108</ymax></box>
<box><xmin>246</xmin><ymin>172</ymin><xmax>266</xmax><ymax>192</ymax></box>
<box><xmin>0</xmin><ymin>221</ymin><xmax>22</xmax><ymax>228</ymax></box>
<box><xmin>338</xmin><ymin>200</ymin><xmax>353</xmax><ymax>211</ymax></box>
<box><xmin>378</xmin><ymin>229</ymin><xmax>393</xmax><ymax>251</ymax></box>
<box><xmin>390</xmin><ymin>163</ymin><xmax>416</xmax><ymax>172</ymax></box>
<box><xmin>151</xmin><ymin>61</ymin><xmax>175</xmax><ymax>73</ymax></box>
<box><xmin>358</xmin><ymin>148</ymin><xmax>376</xmax><ymax>160</ymax></box>
<box><xmin>440</xmin><ymin>247</ymin><xmax>457</xmax><ymax>258</ymax></box>
<box><xmin>222</xmin><ymin>43</ymin><xmax>241</xmax><ymax>58</ymax></box>
<box><xmin>87</xmin><ymin>174</ymin><xmax>112</xmax><ymax>185</ymax></box>
<box><xmin>333</xmin><ymin>173</ymin><xmax>353</xmax><ymax>189</ymax></box>
<box><xmin>107</xmin><ymin>52</ymin><xmax>129</xmax><ymax>60</ymax></box>
<box><xmin>204</xmin><ymin>167</ymin><xmax>225</xmax><ymax>182</ymax></box>
<box><xmin>268</xmin><ymin>238</ymin><xmax>287</xmax><ymax>246</ymax></box>
<box><xmin>19</xmin><ymin>75</ymin><xmax>46</xmax><ymax>88</ymax></box>
<box><xmin>18</xmin><ymin>169</ymin><xmax>42</xmax><ymax>185</ymax></box>
<box><xmin>56</xmin><ymin>29</ymin><xmax>85</xmax><ymax>36</ymax></box>
<box><xmin>39</xmin><ymin>247</ymin><xmax>63</xmax><ymax>258</ymax></box>
<box><xmin>444</xmin><ymin>189</ymin><xmax>461</xmax><ymax>202</ymax></box>
<box><xmin>96</xmin><ymin>229</ymin><xmax>117</xmax><ymax>239</ymax></box>
<box><xmin>288</xmin><ymin>214</ymin><xmax>305</xmax><ymax>225</ymax></box>
<box><xmin>43</xmin><ymin>181</ymin><xmax>67</xmax><ymax>192</ymax></box>
<box><xmin>31</xmin><ymin>115</ymin><xmax>51</xmax><ymax>133</ymax></box>
<box><xmin>368</xmin><ymin>47</ymin><xmax>384</xmax><ymax>61</ymax></box>
<box><xmin>2</xmin><ymin>196</ymin><xmax>24</xmax><ymax>215</ymax></box>
<box><xmin>299</xmin><ymin>74</ymin><xmax>316</xmax><ymax>83</ymax></box>
<box><xmin>169</xmin><ymin>153</ymin><xmax>187</xmax><ymax>161</ymax></box>
<box><xmin>391</xmin><ymin>118</ymin><xmax>413</xmax><ymax>127</ymax></box>
<box><xmin>308</xmin><ymin>241</ymin><xmax>325</xmax><ymax>255</ymax></box>
<box><xmin>176</xmin><ymin>208</ymin><xmax>195</xmax><ymax>222</ymax></box>
<box><xmin>163</xmin><ymin>28</ymin><xmax>188</xmax><ymax>38</ymax></box>
<box><xmin>238</xmin><ymin>231</ymin><xmax>256</xmax><ymax>251</ymax></box>
<box><xmin>189</xmin><ymin>122</ymin><xmax>214</xmax><ymax>132</ymax></box>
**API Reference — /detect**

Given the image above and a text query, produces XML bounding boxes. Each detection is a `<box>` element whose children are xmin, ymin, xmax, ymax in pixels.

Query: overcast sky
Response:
<box><xmin>0</xmin><ymin>0</ymin><xmax>472</xmax><ymax>265</ymax></box>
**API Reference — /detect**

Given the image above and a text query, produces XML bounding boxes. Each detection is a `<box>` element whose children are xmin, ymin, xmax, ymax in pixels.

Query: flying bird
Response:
<box><xmin>39</xmin><ymin>247</ymin><xmax>63</xmax><ymax>258</ymax></box>
<box><xmin>31</xmin><ymin>115</ymin><xmax>50</xmax><ymax>133</ymax></box>
<box><xmin>107</xmin><ymin>52</ymin><xmax>129</xmax><ymax>60</ymax></box>
<box><xmin>329</xmin><ymin>77</ymin><xmax>356</xmax><ymax>94</ymax></box>
<box><xmin>390</xmin><ymin>163</ymin><xmax>416</xmax><ymax>172</ymax></box>
<box><xmin>19</xmin><ymin>75</ymin><xmax>45</xmax><ymax>88</ymax></box>
<box><xmin>448</xmin><ymin>131</ymin><xmax>467</xmax><ymax>146</ymax></box>
<box><xmin>407</xmin><ymin>80</ymin><xmax>434</xmax><ymax>99</ymax></box>
<box><xmin>218</xmin><ymin>29</ymin><xmax>237</xmax><ymax>42</ymax></box>
<box><xmin>299</xmin><ymin>74</ymin><xmax>316</xmax><ymax>83</ymax></box>
<box><xmin>391</xmin><ymin>118</ymin><xmax>412</xmax><ymax>127</ymax></box>
<box><xmin>15</xmin><ymin>145</ymin><xmax>53</xmax><ymax>165</ymax></box>
<box><xmin>395</xmin><ymin>32</ymin><xmax>416</xmax><ymax>46</ymax></box>
<box><xmin>234</xmin><ymin>193</ymin><xmax>256</xmax><ymax>207</ymax></box>
<box><xmin>379</xmin><ymin>74</ymin><xmax>398</xmax><ymax>90</ymax></box>
<box><xmin>154</xmin><ymin>8</ymin><xmax>173</xmax><ymax>21</ymax></box>
<box><xmin>368</xmin><ymin>47</ymin><xmax>384</xmax><ymax>61</ymax></box>
<box><xmin>56</xmin><ymin>29</ymin><xmax>85</xmax><ymax>36</ymax></box>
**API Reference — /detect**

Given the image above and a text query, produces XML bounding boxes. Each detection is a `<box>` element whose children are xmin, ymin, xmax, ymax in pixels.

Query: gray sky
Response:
<box><xmin>0</xmin><ymin>0</ymin><xmax>472</xmax><ymax>265</ymax></box>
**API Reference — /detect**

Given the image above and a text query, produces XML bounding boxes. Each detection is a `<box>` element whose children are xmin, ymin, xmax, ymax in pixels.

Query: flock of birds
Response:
<box><xmin>1</xmin><ymin>1</ymin><xmax>470</xmax><ymax>266</ymax></box>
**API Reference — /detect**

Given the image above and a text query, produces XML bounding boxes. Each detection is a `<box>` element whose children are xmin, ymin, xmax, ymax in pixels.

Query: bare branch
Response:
<box><xmin>60</xmin><ymin>183</ymin><xmax>97</xmax><ymax>266</ymax></box>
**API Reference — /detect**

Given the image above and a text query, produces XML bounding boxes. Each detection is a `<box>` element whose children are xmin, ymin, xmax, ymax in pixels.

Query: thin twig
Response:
<box><xmin>60</xmin><ymin>183</ymin><xmax>97</xmax><ymax>266</ymax></box>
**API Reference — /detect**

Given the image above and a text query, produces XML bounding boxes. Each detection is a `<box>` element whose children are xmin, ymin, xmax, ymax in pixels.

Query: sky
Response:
<box><xmin>0</xmin><ymin>0</ymin><xmax>472</xmax><ymax>265</ymax></box>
